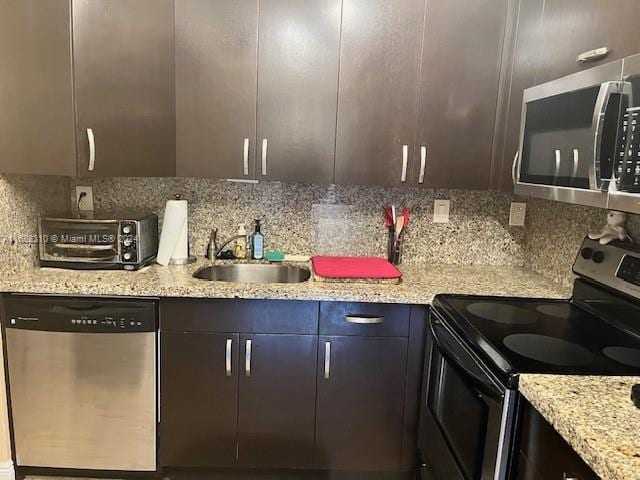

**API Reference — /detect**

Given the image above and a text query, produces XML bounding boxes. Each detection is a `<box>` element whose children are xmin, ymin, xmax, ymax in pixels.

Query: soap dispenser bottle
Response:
<box><xmin>251</xmin><ymin>218</ymin><xmax>264</xmax><ymax>260</ymax></box>
<box><xmin>234</xmin><ymin>223</ymin><xmax>248</xmax><ymax>259</ymax></box>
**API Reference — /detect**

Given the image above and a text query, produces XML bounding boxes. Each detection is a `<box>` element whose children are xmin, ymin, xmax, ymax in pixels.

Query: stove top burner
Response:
<box><xmin>503</xmin><ymin>334</ymin><xmax>595</xmax><ymax>367</ymax></box>
<box><xmin>603</xmin><ymin>346</ymin><xmax>640</xmax><ymax>368</ymax></box>
<box><xmin>535</xmin><ymin>304</ymin><xmax>572</xmax><ymax>319</ymax></box>
<box><xmin>466</xmin><ymin>302</ymin><xmax>537</xmax><ymax>325</ymax></box>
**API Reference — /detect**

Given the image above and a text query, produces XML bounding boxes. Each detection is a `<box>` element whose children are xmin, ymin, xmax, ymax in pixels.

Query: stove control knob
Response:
<box><xmin>580</xmin><ymin>247</ymin><xmax>593</xmax><ymax>259</ymax></box>
<box><xmin>123</xmin><ymin>238</ymin><xmax>132</xmax><ymax>247</ymax></box>
<box><xmin>592</xmin><ymin>251</ymin><xmax>605</xmax><ymax>263</ymax></box>
<box><xmin>123</xmin><ymin>252</ymin><xmax>132</xmax><ymax>261</ymax></box>
<box><xmin>122</xmin><ymin>225</ymin><xmax>132</xmax><ymax>235</ymax></box>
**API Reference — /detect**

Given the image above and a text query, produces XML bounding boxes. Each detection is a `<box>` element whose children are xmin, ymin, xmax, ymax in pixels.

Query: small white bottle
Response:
<box><xmin>234</xmin><ymin>223</ymin><xmax>248</xmax><ymax>259</ymax></box>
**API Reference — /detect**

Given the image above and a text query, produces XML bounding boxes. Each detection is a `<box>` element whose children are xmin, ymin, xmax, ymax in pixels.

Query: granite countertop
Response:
<box><xmin>0</xmin><ymin>260</ymin><xmax>570</xmax><ymax>304</ymax></box>
<box><xmin>520</xmin><ymin>374</ymin><xmax>640</xmax><ymax>480</ymax></box>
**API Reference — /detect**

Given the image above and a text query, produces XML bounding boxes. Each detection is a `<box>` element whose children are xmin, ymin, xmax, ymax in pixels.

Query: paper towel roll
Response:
<box><xmin>157</xmin><ymin>198</ymin><xmax>189</xmax><ymax>266</ymax></box>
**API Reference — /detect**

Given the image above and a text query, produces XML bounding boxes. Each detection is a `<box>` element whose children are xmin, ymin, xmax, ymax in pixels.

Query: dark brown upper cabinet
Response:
<box><xmin>256</xmin><ymin>0</ymin><xmax>341</xmax><ymax>183</ymax></box>
<box><xmin>175</xmin><ymin>0</ymin><xmax>258</xmax><ymax>179</ymax></box>
<box><xmin>73</xmin><ymin>0</ymin><xmax>175</xmax><ymax>177</ymax></box>
<box><xmin>492</xmin><ymin>0</ymin><xmax>544</xmax><ymax>193</ymax></box>
<box><xmin>175</xmin><ymin>0</ymin><xmax>340</xmax><ymax>183</ymax></box>
<box><xmin>414</xmin><ymin>0</ymin><xmax>508</xmax><ymax>189</ymax></box>
<box><xmin>0</xmin><ymin>0</ymin><xmax>76</xmax><ymax>176</ymax></box>
<box><xmin>334</xmin><ymin>0</ymin><xmax>426</xmax><ymax>187</ymax></box>
<box><xmin>535</xmin><ymin>0</ymin><xmax>640</xmax><ymax>85</ymax></box>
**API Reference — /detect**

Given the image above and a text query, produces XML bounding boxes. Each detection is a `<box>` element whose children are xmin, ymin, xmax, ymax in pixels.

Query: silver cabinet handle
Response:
<box><xmin>419</xmin><ymin>146</ymin><xmax>427</xmax><ymax>184</ymax></box>
<box><xmin>345</xmin><ymin>315</ymin><xmax>384</xmax><ymax>324</ymax></box>
<box><xmin>261</xmin><ymin>139</ymin><xmax>268</xmax><ymax>176</ymax></box>
<box><xmin>563</xmin><ymin>474</ymin><xmax>579</xmax><ymax>480</ymax></box>
<box><xmin>324</xmin><ymin>341</ymin><xmax>331</xmax><ymax>379</ymax></box>
<box><xmin>576</xmin><ymin>47</ymin><xmax>608</xmax><ymax>64</ymax></box>
<box><xmin>572</xmin><ymin>148</ymin><xmax>579</xmax><ymax>178</ymax></box>
<box><xmin>401</xmin><ymin>144</ymin><xmax>408</xmax><ymax>182</ymax></box>
<box><xmin>554</xmin><ymin>149</ymin><xmax>561</xmax><ymax>177</ymax></box>
<box><xmin>245</xmin><ymin>339</ymin><xmax>252</xmax><ymax>377</ymax></box>
<box><xmin>512</xmin><ymin>150</ymin><xmax>519</xmax><ymax>185</ymax></box>
<box><xmin>243</xmin><ymin>138</ymin><xmax>250</xmax><ymax>176</ymax></box>
<box><xmin>87</xmin><ymin>128</ymin><xmax>95</xmax><ymax>172</ymax></box>
<box><xmin>225</xmin><ymin>338</ymin><xmax>232</xmax><ymax>377</ymax></box>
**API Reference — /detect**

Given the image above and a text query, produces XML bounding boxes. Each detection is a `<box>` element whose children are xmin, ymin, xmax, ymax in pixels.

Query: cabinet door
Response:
<box><xmin>175</xmin><ymin>0</ymin><xmax>258</xmax><ymax>179</ymax></box>
<box><xmin>0</xmin><ymin>0</ymin><xmax>76</xmax><ymax>176</ymax></box>
<box><xmin>536</xmin><ymin>0</ymin><xmax>640</xmax><ymax>85</ymax></box>
<box><xmin>238</xmin><ymin>334</ymin><xmax>317</xmax><ymax>468</ymax></box>
<box><xmin>160</xmin><ymin>332</ymin><xmax>239</xmax><ymax>467</ymax></box>
<box><xmin>415</xmin><ymin>0</ymin><xmax>508</xmax><ymax>189</ymax></box>
<box><xmin>73</xmin><ymin>0</ymin><xmax>175</xmax><ymax>177</ymax></box>
<box><xmin>334</xmin><ymin>0</ymin><xmax>425</xmax><ymax>186</ymax></box>
<box><xmin>256</xmin><ymin>0</ymin><xmax>340</xmax><ymax>183</ymax></box>
<box><xmin>494</xmin><ymin>0</ymin><xmax>545</xmax><ymax>192</ymax></box>
<box><xmin>316</xmin><ymin>336</ymin><xmax>408</xmax><ymax>470</ymax></box>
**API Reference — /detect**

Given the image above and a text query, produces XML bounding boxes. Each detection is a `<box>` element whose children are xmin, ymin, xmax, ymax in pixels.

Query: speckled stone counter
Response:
<box><xmin>520</xmin><ymin>374</ymin><xmax>640</xmax><ymax>480</ymax></box>
<box><xmin>0</xmin><ymin>261</ymin><xmax>570</xmax><ymax>304</ymax></box>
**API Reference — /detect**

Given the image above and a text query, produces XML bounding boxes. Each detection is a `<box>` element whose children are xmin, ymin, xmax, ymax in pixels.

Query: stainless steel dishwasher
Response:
<box><xmin>3</xmin><ymin>295</ymin><xmax>157</xmax><ymax>471</ymax></box>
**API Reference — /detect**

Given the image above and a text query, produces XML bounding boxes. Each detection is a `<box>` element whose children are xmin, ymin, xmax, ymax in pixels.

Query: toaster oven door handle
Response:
<box><xmin>51</xmin><ymin>243</ymin><xmax>114</xmax><ymax>251</ymax></box>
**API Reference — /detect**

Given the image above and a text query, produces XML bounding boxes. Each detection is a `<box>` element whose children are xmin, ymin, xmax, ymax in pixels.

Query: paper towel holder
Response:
<box><xmin>169</xmin><ymin>193</ymin><xmax>196</xmax><ymax>265</ymax></box>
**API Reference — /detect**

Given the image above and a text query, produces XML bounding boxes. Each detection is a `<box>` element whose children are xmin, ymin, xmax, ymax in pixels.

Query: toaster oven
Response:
<box><xmin>38</xmin><ymin>211</ymin><xmax>158</xmax><ymax>270</ymax></box>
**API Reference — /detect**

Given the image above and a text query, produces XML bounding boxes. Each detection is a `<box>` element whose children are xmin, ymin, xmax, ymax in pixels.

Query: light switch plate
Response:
<box><xmin>75</xmin><ymin>186</ymin><xmax>94</xmax><ymax>211</ymax></box>
<box><xmin>433</xmin><ymin>199</ymin><xmax>450</xmax><ymax>223</ymax></box>
<box><xmin>509</xmin><ymin>202</ymin><xmax>527</xmax><ymax>226</ymax></box>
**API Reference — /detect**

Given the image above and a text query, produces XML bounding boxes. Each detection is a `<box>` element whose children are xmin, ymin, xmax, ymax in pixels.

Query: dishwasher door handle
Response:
<box><xmin>225</xmin><ymin>338</ymin><xmax>232</xmax><ymax>377</ymax></box>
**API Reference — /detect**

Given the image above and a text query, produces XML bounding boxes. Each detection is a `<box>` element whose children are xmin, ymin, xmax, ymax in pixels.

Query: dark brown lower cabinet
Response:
<box><xmin>238</xmin><ymin>334</ymin><xmax>318</xmax><ymax>468</ymax></box>
<box><xmin>516</xmin><ymin>401</ymin><xmax>598</xmax><ymax>480</ymax></box>
<box><xmin>315</xmin><ymin>335</ymin><xmax>409</xmax><ymax>471</ymax></box>
<box><xmin>160</xmin><ymin>332</ymin><xmax>239</xmax><ymax>467</ymax></box>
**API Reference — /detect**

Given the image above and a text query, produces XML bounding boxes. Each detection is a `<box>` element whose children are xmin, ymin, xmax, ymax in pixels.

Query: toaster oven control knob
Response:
<box><xmin>580</xmin><ymin>247</ymin><xmax>593</xmax><ymax>260</ymax></box>
<box><xmin>123</xmin><ymin>238</ymin><xmax>132</xmax><ymax>247</ymax></box>
<box><xmin>592</xmin><ymin>251</ymin><xmax>605</xmax><ymax>264</ymax></box>
<box><xmin>123</xmin><ymin>252</ymin><xmax>133</xmax><ymax>261</ymax></box>
<box><xmin>122</xmin><ymin>225</ymin><xmax>132</xmax><ymax>235</ymax></box>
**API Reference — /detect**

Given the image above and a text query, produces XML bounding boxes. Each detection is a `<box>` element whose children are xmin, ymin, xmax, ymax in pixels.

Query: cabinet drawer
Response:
<box><xmin>161</xmin><ymin>298</ymin><xmax>318</xmax><ymax>334</ymax></box>
<box><xmin>319</xmin><ymin>302</ymin><xmax>410</xmax><ymax>337</ymax></box>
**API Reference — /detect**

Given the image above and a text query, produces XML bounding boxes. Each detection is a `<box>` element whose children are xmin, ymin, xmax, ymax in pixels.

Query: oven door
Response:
<box><xmin>515</xmin><ymin>60</ymin><xmax>627</xmax><ymax>209</ymax></box>
<box><xmin>419</xmin><ymin>311</ymin><xmax>516</xmax><ymax>480</ymax></box>
<box><xmin>39</xmin><ymin>220</ymin><xmax>120</xmax><ymax>263</ymax></box>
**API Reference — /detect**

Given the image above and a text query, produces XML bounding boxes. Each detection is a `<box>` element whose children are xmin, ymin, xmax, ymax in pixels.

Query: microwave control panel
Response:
<box><xmin>618</xmin><ymin>107</ymin><xmax>640</xmax><ymax>192</ymax></box>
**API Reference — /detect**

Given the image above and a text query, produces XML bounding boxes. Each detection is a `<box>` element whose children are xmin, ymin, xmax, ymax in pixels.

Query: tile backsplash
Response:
<box><xmin>0</xmin><ymin>175</ymin><xmax>69</xmax><ymax>272</ymax></box>
<box><xmin>71</xmin><ymin>178</ymin><xmax>527</xmax><ymax>267</ymax></box>
<box><xmin>0</xmin><ymin>173</ymin><xmax>635</xmax><ymax>289</ymax></box>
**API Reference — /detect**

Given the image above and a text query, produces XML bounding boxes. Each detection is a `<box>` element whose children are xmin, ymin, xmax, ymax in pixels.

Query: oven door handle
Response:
<box><xmin>430</xmin><ymin>316</ymin><xmax>504</xmax><ymax>399</ymax></box>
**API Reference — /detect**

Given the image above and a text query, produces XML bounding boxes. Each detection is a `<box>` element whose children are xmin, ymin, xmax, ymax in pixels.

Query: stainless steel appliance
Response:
<box><xmin>39</xmin><ymin>211</ymin><xmax>158</xmax><ymax>270</ymax></box>
<box><xmin>515</xmin><ymin>53</ymin><xmax>640</xmax><ymax>214</ymax></box>
<box><xmin>418</xmin><ymin>237</ymin><xmax>640</xmax><ymax>479</ymax></box>
<box><xmin>3</xmin><ymin>295</ymin><xmax>157</xmax><ymax>472</ymax></box>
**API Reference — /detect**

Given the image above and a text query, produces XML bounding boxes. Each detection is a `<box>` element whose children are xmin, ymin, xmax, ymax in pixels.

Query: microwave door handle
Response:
<box><xmin>591</xmin><ymin>81</ymin><xmax>625</xmax><ymax>190</ymax></box>
<box><xmin>429</xmin><ymin>317</ymin><xmax>503</xmax><ymax>398</ymax></box>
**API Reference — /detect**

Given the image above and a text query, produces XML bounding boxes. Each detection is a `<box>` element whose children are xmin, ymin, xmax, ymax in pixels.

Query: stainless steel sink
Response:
<box><xmin>193</xmin><ymin>264</ymin><xmax>311</xmax><ymax>283</ymax></box>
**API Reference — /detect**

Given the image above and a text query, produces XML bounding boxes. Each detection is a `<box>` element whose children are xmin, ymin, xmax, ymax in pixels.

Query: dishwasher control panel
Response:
<box><xmin>4</xmin><ymin>296</ymin><xmax>157</xmax><ymax>333</ymax></box>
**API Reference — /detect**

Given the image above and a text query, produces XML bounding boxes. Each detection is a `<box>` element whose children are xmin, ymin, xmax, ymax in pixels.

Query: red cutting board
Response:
<box><xmin>311</xmin><ymin>256</ymin><xmax>402</xmax><ymax>279</ymax></box>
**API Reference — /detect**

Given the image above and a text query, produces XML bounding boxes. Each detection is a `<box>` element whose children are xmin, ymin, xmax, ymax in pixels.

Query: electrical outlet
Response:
<box><xmin>75</xmin><ymin>186</ymin><xmax>94</xmax><ymax>211</ymax></box>
<box><xmin>509</xmin><ymin>202</ymin><xmax>527</xmax><ymax>226</ymax></box>
<box><xmin>433</xmin><ymin>199</ymin><xmax>450</xmax><ymax>223</ymax></box>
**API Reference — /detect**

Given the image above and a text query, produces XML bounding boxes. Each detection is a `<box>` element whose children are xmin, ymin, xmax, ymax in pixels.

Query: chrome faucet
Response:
<box><xmin>206</xmin><ymin>228</ymin><xmax>245</xmax><ymax>260</ymax></box>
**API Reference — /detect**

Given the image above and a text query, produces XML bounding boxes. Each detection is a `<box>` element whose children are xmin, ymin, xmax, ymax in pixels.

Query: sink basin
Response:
<box><xmin>193</xmin><ymin>264</ymin><xmax>311</xmax><ymax>284</ymax></box>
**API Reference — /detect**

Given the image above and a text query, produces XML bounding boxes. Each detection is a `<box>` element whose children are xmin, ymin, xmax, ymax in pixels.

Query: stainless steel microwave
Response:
<box><xmin>514</xmin><ymin>53</ymin><xmax>640</xmax><ymax>214</ymax></box>
<box><xmin>39</xmin><ymin>211</ymin><xmax>158</xmax><ymax>270</ymax></box>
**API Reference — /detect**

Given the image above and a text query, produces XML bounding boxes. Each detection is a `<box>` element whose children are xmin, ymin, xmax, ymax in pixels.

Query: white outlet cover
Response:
<box><xmin>509</xmin><ymin>202</ymin><xmax>527</xmax><ymax>226</ymax></box>
<box><xmin>433</xmin><ymin>199</ymin><xmax>450</xmax><ymax>224</ymax></box>
<box><xmin>75</xmin><ymin>186</ymin><xmax>94</xmax><ymax>211</ymax></box>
